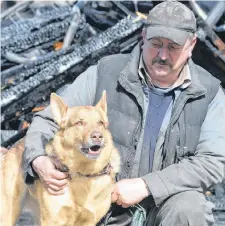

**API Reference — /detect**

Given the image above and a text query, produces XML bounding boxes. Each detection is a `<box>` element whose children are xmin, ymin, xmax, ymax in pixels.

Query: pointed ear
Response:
<box><xmin>96</xmin><ymin>90</ymin><xmax>107</xmax><ymax>115</ymax></box>
<box><xmin>50</xmin><ymin>93</ymin><xmax>68</xmax><ymax>128</ymax></box>
<box><xmin>96</xmin><ymin>90</ymin><xmax>108</xmax><ymax>127</ymax></box>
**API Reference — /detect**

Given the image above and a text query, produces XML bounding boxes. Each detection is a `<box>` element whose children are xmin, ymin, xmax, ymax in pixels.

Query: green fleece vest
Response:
<box><xmin>93</xmin><ymin>51</ymin><xmax>220</xmax><ymax>179</ymax></box>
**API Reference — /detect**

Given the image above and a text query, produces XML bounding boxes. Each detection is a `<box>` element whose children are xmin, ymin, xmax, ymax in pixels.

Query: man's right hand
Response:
<box><xmin>32</xmin><ymin>156</ymin><xmax>69</xmax><ymax>195</ymax></box>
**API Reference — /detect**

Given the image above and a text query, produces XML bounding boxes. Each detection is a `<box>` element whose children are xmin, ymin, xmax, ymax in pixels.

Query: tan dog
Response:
<box><xmin>0</xmin><ymin>91</ymin><xmax>120</xmax><ymax>226</ymax></box>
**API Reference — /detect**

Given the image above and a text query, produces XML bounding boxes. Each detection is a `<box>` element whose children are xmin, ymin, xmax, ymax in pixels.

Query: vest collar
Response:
<box><xmin>185</xmin><ymin>59</ymin><xmax>207</xmax><ymax>98</ymax></box>
<box><xmin>118</xmin><ymin>42</ymin><xmax>144</xmax><ymax>109</ymax></box>
<box><xmin>119</xmin><ymin>41</ymin><xmax>142</xmax><ymax>84</ymax></box>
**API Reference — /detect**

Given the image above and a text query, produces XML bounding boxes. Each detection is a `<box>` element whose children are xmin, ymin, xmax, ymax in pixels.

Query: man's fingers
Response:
<box><xmin>50</xmin><ymin>169</ymin><xmax>69</xmax><ymax>180</ymax></box>
<box><xmin>47</xmin><ymin>183</ymin><xmax>66</xmax><ymax>192</ymax></box>
<box><xmin>50</xmin><ymin>178</ymin><xmax>68</xmax><ymax>188</ymax></box>
<box><xmin>121</xmin><ymin>203</ymin><xmax>130</xmax><ymax>208</ymax></box>
<box><xmin>47</xmin><ymin>188</ymin><xmax>65</xmax><ymax>196</ymax></box>
<box><xmin>116</xmin><ymin>199</ymin><xmax>123</xmax><ymax>206</ymax></box>
<box><xmin>111</xmin><ymin>191</ymin><xmax>119</xmax><ymax>203</ymax></box>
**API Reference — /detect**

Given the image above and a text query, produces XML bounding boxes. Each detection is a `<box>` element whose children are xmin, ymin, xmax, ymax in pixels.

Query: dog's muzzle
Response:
<box><xmin>80</xmin><ymin>132</ymin><xmax>105</xmax><ymax>159</ymax></box>
<box><xmin>80</xmin><ymin>144</ymin><xmax>104</xmax><ymax>159</ymax></box>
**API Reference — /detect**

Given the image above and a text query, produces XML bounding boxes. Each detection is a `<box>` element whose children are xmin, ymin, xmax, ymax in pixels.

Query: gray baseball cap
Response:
<box><xmin>146</xmin><ymin>0</ymin><xmax>196</xmax><ymax>45</ymax></box>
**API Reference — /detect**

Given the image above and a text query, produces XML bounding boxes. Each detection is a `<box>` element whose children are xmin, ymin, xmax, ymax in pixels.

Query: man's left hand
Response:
<box><xmin>111</xmin><ymin>178</ymin><xmax>150</xmax><ymax>208</ymax></box>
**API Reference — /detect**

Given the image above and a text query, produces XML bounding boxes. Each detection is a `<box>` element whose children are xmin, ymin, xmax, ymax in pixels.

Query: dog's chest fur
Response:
<box><xmin>70</xmin><ymin>175</ymin><xmax>113</xmax><ymax>208</ymax></box>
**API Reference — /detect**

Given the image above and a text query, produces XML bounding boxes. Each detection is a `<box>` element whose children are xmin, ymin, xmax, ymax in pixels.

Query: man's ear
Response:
<box><xmin>50</xmin><ymin>93</ymin><xmax>68</xmax><ymax>128</ymax></box>
<box><xmin>189</xmin><ymin>35</ymin><xmax>197</xmax><ymax>57</ymax></box>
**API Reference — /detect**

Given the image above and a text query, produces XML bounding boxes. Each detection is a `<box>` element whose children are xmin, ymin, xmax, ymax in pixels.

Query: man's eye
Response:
<box><xmin>75</xmin><ymin>121</ymin><xmax>83</xmax><ymax>126</ymax></box>
<box><xmin>170</xmin><ymin>45</ymin><xmax>175</xmax><ymax>49</ymax></box>
<box><xmin>152</xmin><ymin>43</ymin><xmax>161</xmax><ymax>48</ymax></box>
<box><xmin>169</xmin><ymin>45</ymin><xmax>181</xmax><ymax>51</ymax></box>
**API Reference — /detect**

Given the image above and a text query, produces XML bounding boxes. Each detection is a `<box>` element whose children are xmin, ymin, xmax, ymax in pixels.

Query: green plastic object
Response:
<box><xmin>130</xmin><ymin>204</ymin><xmax>147</xmax><ymax>226</ymax></box>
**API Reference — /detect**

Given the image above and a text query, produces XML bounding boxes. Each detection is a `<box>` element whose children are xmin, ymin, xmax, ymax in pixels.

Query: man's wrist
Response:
<box><xmin>32</xmin><ymin>155</ymin><xmax>46</xmax><ymax>169</ymax></box>
<box><xmin>140</xmin><ymin>178</ymin><xmax>151</xmax><ymax>197</ymax></box>
<box><xmin>28</xmin><ymin>163</ymin><xmax>39</xmax><ymax>179</ymax></box>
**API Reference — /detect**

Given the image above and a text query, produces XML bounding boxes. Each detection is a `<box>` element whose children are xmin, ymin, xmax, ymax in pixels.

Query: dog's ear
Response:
<box><xmin>50</xmin><ymin>93</ymin><xmax>68</xmax><ymax>128</ymax></box>
<box><xmin>96</xmin><ymin>90</ymin><xmax>108</xmax><ymax>127</ymax></box>
<box><xmin>96</xmin><ymin>90</ymin><xmax>107</xmax><ymax>115</ymax></box>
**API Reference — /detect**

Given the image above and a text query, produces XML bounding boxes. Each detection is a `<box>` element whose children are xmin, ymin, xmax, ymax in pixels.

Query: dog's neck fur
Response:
<box><xmin>75</xmin><ymin>163</ymin><xmax>112</xmax><ymax>177</ymax></box>
<box><xmin>49</xmin><ymin>154</ymin><xmax>113</xmax><ymax>178</ymax></box>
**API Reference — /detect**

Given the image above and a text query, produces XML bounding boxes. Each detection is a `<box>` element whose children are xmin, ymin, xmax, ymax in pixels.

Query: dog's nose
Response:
<box><xmin>90</xmin><ymin>131</ymin><xmax>103</xmax><ymax>142</ymax></box>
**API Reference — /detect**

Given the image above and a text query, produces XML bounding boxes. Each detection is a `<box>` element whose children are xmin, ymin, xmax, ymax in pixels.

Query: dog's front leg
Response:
<box><xmin>36</xmin><ymin>184</ymin><xmax>76</xmax><ymax>226</ymax></box>
<box><xmin>72</xmin><ymin>206</ymin><xmax>96</xmax><ymax>226</ymax></box>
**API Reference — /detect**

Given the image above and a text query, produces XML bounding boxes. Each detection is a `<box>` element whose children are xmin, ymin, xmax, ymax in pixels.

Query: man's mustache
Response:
<box><xmin>152</xmin><ymin>57</ymin><xmax>172</xmax><ymax>68</ymax></box>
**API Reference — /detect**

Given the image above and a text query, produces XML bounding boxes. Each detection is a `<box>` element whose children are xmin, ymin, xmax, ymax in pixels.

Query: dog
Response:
<box><xmin>0</xmin><ymin>91</ymin><xmax>120</xmax><ymax>226</ymax></box>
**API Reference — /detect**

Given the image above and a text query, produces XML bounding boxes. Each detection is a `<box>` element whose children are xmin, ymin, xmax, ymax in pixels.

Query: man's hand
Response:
<box><xmin>32</xmin><ymin>156</ymin><xmax>69</xmax><ymax>195</ymax></box>
<box><xmin>111</xmin><ymin>178</ymin><xmax>150</xmax><ymax>208</ymax></box>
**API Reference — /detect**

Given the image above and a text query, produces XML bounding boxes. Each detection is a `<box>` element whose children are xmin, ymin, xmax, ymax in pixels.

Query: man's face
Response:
<box><xmin>142</xmin><ymin>34</ymin><xmax>196</xmax><ymax>80</ymax></box>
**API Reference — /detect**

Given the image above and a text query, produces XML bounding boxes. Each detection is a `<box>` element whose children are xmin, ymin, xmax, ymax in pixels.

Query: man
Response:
<box><xmin>23</xmin><ymin>1</ymin><xmax>225</xmax><ymax>225</ymax></box>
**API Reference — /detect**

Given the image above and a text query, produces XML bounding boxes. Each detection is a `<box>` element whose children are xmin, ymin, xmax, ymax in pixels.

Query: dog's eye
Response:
<box><xmin>98</xmin><ymin>121</ymin><xmax>104</xmax><ymax>126</ymax></box>
<box><xmin>75</xmin><ymin>121</ymin><xmax>83</xmax><ymax>126</ymax></box>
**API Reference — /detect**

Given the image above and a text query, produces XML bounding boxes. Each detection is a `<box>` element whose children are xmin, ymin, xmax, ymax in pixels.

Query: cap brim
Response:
<box><xmin>146</xmin><ymin>26</ymin><xmax>190</xmax><ymax>45</ymax></box>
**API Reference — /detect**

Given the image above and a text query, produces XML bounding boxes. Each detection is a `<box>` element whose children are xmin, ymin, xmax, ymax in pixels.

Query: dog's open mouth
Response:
<box><xmin>80</xmin><ymin>144</ymin><xmax>102</xmax><ymax>159</ymax></box>
<box><xmin>88</xmin><ymin>145</ymin><xmax>101</xmax><ymax>155</ymax></box>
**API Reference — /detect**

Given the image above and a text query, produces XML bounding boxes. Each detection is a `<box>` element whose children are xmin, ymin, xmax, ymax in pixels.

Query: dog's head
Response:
<box><xmin>50</xmin><ymin>91</ymin><xmax>111</xmax><ymax>160</ymax></box>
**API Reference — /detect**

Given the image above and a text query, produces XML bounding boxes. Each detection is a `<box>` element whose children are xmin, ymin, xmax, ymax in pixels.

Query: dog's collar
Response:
<box><xmin>76</xmin><ymin>163</ymin><xmax>112</xmax><ymax>178</ymax></box>
<box><xmin>49</xmin><ymin>155</ymin><xmax>112</xmax><ymax>178</ymax></box>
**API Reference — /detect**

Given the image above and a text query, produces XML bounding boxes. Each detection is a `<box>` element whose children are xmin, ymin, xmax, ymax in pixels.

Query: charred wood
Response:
<box><xmin>2</xmin><ymin>17</ymin><xmax>71</xmax><ymax>54</ymax></box>
<box><xmin>111</xmin><ymin>1</ymin><xmax>136</xmax><ymax>17</ymax></box>
<box><xmin>1</xmin><ymin>128</ymin><xmax>27</xmax><ymax>148</ymax></box>
<box><xmin>120</xmin><ymin>33</ymin><xmax>142</xmax><ymax>53</ymax></box>
<box><xmin>1</xmin><ymin>5</ymin><xmax>72</xmax><ymax>41</ymax></box>
<box><xmin>1</xmin><ymin>42</ymin><xmax>121</xmax><ymax>148</ymax></box>
<box><xmin>1</xmin><ymin>17</ymin><xmax>143</xmax><ymax>109</ymax></box>
<box><xmin>0</xmin><ymin>1</ymin><xmax>32</xmax><ymax>20</ymax></box>
<box><xmin>1</xmin><ymin>23</ymin><xmax>92</xmax><ymax>87</ymax></box>
<box><xmin>62</xmin><ymin>6</ymin><xmax>81</xmax><ymax>49</ymax></box>
<box><xmin>1</xmin><ymin>130</ymin><xmax>18</xmax><ymax>144</ymax></box>
<box><xmin>83</xmin><ymin>4</ymin><xmax>124</xmax><ymax>30</ymax></box>
<box><xmin>120</xmin><ymin>1</ymin><xmax>154</xmax><ymax>14</ymax></box>
<box><xmin>1</xmin><ymin>25</ymin><xmax>92</xmax><ymax>88</ymax></box>
<box><xmin>5</xmin><ymin>51</ymin><xmax>28</xmax><ymax>64</ymax></box>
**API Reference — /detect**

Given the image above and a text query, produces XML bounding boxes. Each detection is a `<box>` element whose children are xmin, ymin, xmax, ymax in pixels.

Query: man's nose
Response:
<box><xmin>158</xmin><ymin>47</ymin><xmax>169</xmax><ymax>60</ymax></box>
